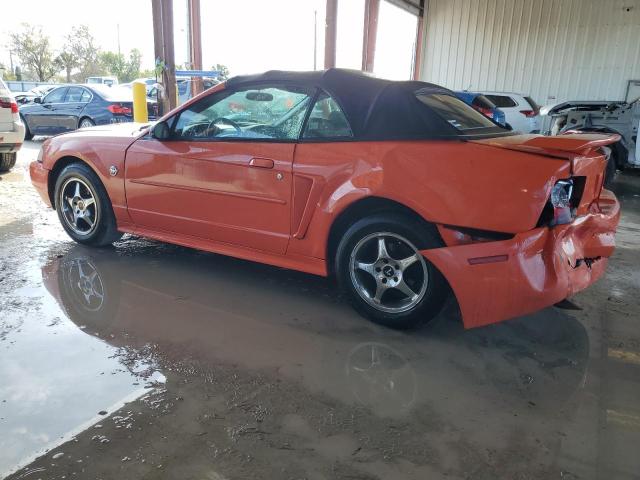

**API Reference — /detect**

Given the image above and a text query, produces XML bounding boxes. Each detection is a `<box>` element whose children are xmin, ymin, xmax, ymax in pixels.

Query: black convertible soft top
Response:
<box><xmin>226</xmin><ymin>68</ymin><xmax>468</xmax><ymax>140</ymax></box>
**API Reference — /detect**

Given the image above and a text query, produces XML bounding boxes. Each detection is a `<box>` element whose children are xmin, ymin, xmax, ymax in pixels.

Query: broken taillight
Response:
<box><xmin>550</xmin><ymin>180</ymin><xmax>574</xmax><ymax>225</ymax></box>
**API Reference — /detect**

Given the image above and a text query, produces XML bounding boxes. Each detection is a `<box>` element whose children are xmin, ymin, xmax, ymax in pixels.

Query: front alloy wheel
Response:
<box><xmin>54</xmin><ymin>163</ymin><xmax>122</xmax><ymax>246</ymax></box>
<box><xmin>58</xmin><ymin>178</ymin><xmax>99</xmax><ymax>237</ymax></box>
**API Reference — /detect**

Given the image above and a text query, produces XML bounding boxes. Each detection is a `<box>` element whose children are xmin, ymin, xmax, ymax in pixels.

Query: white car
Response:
<box><xmin>479</xmin><ymin>92</ymin><xmax>541</xmax><ymax>133</ymax></box>
<box><xmin>0</xmin><ymin>78</ymin><xmax>26</xmax><ymax>172</ymax></box>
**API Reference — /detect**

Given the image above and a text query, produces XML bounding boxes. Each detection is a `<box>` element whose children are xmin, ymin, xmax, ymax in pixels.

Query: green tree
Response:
<box><xmin>100</xmin><ymin>48</ymin><xmax>143</xmax><ymax>82</ymax></box>
<box><xmin>9</xmin><ymin>24</ymin><xmax>58</xmax><ymax>81</ymax></box>
<box><xmin>213</xmin><ymin>63</ymin><xmax>230</xmax><ymax>81</ymax></box>
<box><xmin>67</xmin><ymin>25</ymin><xmax>102</xmax><ymax>81</ymax></box>
<box><xmin>55</xmin><ymin>50</ymin><xmax>79</xmax><ymax>83</ymax></box>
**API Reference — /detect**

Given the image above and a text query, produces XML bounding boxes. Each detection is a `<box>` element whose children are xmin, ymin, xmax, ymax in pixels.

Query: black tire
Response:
<box><xmin>335</xmin><ymin>214</ymin><xmax>448</xmax><ymax>329</ymax></box>
<box><xmin>604</xmin><ymin>142</ymin><xmax>623</xmax><ymax>188</ymax></box>
<box><xmin>54</xmin><ymin>163</ymin><xmax>122</xmax><ymax>246</ymax></box>
<box><xmin>0</xmin><ymin>152</ymin><xmax>17</xmax><ymax>172</ymax></box>
<box><xmin>78</xmin><ymin>117</ymin><xmax>95</xmax><ymax>129</ymax></box>
<box><xmin>21</xmin><ymin>116</ymin><xmax>33</xmax><ymax>140</ymax></box>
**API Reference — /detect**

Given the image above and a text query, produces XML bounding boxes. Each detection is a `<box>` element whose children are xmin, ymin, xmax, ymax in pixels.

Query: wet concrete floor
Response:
<box><xmin>1</xmin><ymin>141</ymin><xmax>639</xmax><ymax>479</ymax></box>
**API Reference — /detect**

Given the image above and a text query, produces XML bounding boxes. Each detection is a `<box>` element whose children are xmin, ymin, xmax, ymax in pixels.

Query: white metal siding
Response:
<box><xmin>420</xmin><ymin>0</ymin><xmax>640</xmax><ymax>105</ymax></box>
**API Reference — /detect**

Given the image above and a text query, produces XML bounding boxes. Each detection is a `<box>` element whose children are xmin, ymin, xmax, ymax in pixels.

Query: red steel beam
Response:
<box><xmin>160</xmin><ymin>0</ymin><xmax>177</xmax><ymax>110</ymax></box>
<box><xmin>324</xmin><ymin>0</ymin><xmax>338</xmax><ymax>69</ymax></box>
<box><xmin>413</xmin><ymin>6</ymin><xmax>425</xmax><ymax>80</ymax></box>
<box><xmin>188</xmin><ymin>0</ymin><xmax>204</xmax><ymax>96</ymax></box>
<box><xmin>361</xmin><ymin>0</ymin><xmax>380</xmax><ymax>72</ymax></box>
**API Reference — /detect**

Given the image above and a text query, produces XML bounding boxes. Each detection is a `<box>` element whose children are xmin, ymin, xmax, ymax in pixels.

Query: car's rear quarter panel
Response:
<box><xmin>290</xmin><ymin>139</ymin><xmax>571</xmax><ymax>260</ymax></box>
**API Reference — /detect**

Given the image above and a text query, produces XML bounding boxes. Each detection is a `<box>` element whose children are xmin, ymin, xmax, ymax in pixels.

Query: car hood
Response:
<box><xmin>67</xmin><ymin>122</ymin><xmax>153</xmax><ymax>138</ymax></box>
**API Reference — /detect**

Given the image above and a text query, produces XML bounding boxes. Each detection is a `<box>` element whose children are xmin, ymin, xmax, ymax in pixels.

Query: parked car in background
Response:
<box><xmin>541</xmin><ymin>99</ymin><xmax>639</xmax><ymax>182</ymax></box>
<box><xmin>147</xmin><ymin>77</ymin><xmax>219</xmax><ymax>105</ymax></box>
<box><xmin>19</xmin><ymin>84</ymin><xmax>157</xmax><ymax>138</ymax></box>
<box><xmin>29</xmin><ymin>69</ymin><xmax>620</xmax><ymax>331</ymax></box>
<box><xmin>454</xmin><ymin>91</ymin><xmax>506</xmax><ymax>126</ymax></box>
<box><xmin>0</xmin><ymin>78</ymin><xmax>25</xmax><ymax>171</ymax></box>
<box><xmin>86</xmin><ymin>76</ymin><xmax>118</xmax><ymax>86</ymax></box>
<box><xmin>12</xmin><ymin>85</ymin><xmax>57</xmax><ymax>105</ymax></box>
<box><xmin>479</xmin><ymin>92</ymin><xmax>541</xmax><ymax>133</ymax></box>
<box><xmin>121</xmin><ymin>78</ymin><xmax>157</xmax><ymax>93</ymax></box>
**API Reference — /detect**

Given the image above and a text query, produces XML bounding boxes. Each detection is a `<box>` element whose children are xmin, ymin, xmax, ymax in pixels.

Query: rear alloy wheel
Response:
<box><xmin>336</xmin><ymin>214</ymin><xmax>447</xmax><ymax>329</ymax></box>
<box><xmin>349</xmin><ymin>232</ymin><xmax>429</xmax><ymax>314</ymax></box>
<box><xmin>79</xmin><ymin>117</ymin><xmax>95</xmax><ymax>129</ymax></box>
<box><xmin>54</xmin><ymin>163</ymin><xmax>122</xmax><ymax>246</ymax></box>
<box><xmin>0</xmin><ymin>152</ymin><xmax>17</xmax><ymax>172</ymax></box>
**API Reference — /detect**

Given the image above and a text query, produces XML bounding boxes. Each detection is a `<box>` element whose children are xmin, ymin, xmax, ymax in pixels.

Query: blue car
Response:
<box><xmin>19</xmin><ymin>84</ymin><xmax>157</xmax><ymax>139</ymax></box>
<box><xmin>454</xmin><ymin>91</ymin><xmax>506</xmax><ymax>126</ymax></box>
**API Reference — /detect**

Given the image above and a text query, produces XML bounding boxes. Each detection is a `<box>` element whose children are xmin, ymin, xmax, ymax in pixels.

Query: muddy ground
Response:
<box><xmin>1</xmin><ymin>141</ymin><xmax>639</xmax><ymax>480</ymax></box>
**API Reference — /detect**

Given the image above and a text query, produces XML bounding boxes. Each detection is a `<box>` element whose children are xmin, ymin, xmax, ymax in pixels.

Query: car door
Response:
<box><xmin>27</xmin><ymin>87</ymin><xmax>68</xmax><ymax>135</ymax></box>
<box><xmin>124</xmin><ymin>83</ymin><xmax>314</xmax><ymax>254</ymax></box>
<box><xmin>56</xmin><ymin>86</ymin><xmax>90</xmax><ymax>131</ymax></box>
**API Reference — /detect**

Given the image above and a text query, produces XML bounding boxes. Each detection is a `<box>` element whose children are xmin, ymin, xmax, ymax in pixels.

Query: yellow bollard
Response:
<box><xmin>132</xmin><ymin>80</ymin><xmax>149</xmax><ymax>123</ymax></box>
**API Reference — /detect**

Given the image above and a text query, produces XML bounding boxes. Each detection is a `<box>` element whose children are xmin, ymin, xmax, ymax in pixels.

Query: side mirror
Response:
<box><xmin>34</xmin><ymin>97</ymin><xmax>42</xmax><ymax>104</ymax></box>
<box><xmin>151</xmin><ymin>121</ymin><xmax>170</xmax><ymax>140</ymax></box>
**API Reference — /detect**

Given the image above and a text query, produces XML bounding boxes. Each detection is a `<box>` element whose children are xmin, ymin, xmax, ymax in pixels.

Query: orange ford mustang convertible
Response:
<box><xmin>30</xmin><ymin>69</ymin><xmax>620</xmax><ymax>329</ymax></box>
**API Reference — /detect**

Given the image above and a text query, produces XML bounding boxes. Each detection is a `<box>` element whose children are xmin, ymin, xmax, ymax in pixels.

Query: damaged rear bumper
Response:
<box><xmin>423</xmin><ymin>189</ymin><xmax>620</xmax><ymax>329</ymax></box>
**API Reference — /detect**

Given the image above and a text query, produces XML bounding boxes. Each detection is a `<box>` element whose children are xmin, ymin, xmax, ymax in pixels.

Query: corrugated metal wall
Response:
<box><xmin>420</xmin><ymin>0</ymin><xmax>640</xmax><ymax>105</ymax></box>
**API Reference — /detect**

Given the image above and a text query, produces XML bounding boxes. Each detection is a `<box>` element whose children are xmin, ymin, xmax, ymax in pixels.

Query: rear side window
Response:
<box><xmin>303</xmin><ymin>91</ymin><xmax>353</xmax><ymax>139</ymax></box>
<box><xmin>524</xmin><ymin>96</ymin><xmax>540</xmax><ymax>113</ymax></box>
<box><xmin>65</xmin><ymin>87</ymin><xmax>84</xmax><ymax>102</ymax></box>
<box><xmin>471</xmin><ymin>95</ymin><xmax>497</xmax><ymax>110</ymax></box>
<box><xmin>485</xmin><ymin>95</ymin><xmax>517</xmax><ymax>108</ymax></box>
<box><xmin>80</xmin><ymin>89</ymin><xmax>92</xmax><ymax>103</ymax></box>
<box><xmin>417</xmin><ymin>93</ymin><xmax>498</xmax><ymax>132</ymax></box>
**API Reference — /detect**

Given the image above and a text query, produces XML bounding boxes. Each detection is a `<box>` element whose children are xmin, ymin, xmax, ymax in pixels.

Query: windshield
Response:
<box><xmin>417</xmin><ymin>93</ymin><xmax>506</xmax><ymax>133</ymax></box>
<box><xmin>172</xmin><ymin>85</ymin><xmax>314</xmax><ymax>140</ymax></box>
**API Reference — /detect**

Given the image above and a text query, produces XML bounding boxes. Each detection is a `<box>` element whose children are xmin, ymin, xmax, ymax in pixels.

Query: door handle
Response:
<box><xmin>249</xmin><ymin>157</ymin><xmax>274</xmax><ymax>169</ymax></box>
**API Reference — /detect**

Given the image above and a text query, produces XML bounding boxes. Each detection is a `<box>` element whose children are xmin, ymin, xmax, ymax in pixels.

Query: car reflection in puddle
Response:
<box><xmin>5</xmin><ymin>238</ymin><xmax>593</xmax><ymax>477</ymax></box>
<box><xmin>0</xmin><ymin>256</ymin><xmax>165</xmax><ymax>477</ymax></box>
<box><xmin>43</xmin><ymin>240</ymin><xmax>590</xmax><ymax>409</ymax></box>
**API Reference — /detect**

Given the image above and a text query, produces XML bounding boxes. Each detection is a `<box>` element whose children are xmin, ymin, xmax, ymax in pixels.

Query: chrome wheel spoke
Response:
<box><xmin>372</xmin><ymin>282</ymin><xmax>386</xmax><ymax>304</ymax></box>
<box><xmin>397</xmin><ymin>253</ymin><xmax>419</xmax><ymax>271</ymax></box>
<box><xmin>73</xmin><ymin>181</ymin><xmax>81</xmax><ymax>198</ymax></box>
<box><xmin>376</xmin><ymin>237</ymin><xmax>390</xmax><ymax>262</ymax></box>
<box><xmin>82</xmin><ymin>214</ymin><xmax>95</xmax><ymax>229</ymax></box>
<box><xmin>82</xmin><ymin>197</ymin><xmax>95</xmax><ymax>208</ymax></box>
<box><xmin>355</xmin><ymin>261</ymin><xmax>376</xmax><ymax>276</ymax></box>
<box><xmin>395</xmin><ymin>279</ymin><xmax>417</xmax><ymax>300</ymax></box>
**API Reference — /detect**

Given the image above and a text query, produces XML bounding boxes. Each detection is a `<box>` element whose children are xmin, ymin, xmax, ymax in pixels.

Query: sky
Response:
<box><xmin>0</xmin><ymin>0</ymin><xmax>418</xmax><ymax>81</ymax></box>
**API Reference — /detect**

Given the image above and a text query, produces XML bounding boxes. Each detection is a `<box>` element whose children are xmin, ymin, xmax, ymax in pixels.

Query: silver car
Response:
<box><xmin>0</xmin><ymin>78</ymin><xmax>26</xmax><ymax>172</ymax></box>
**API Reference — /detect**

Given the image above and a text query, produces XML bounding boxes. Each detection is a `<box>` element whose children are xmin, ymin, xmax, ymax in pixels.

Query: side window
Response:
<box><xmin>303</xmin><ymin>92</ymin><xmax>352</xmax><ymax>139</ymax></box>
<box><xmin>485</xmin><ymin>95</ymin><xmax>517</xmax><ymax>108</ymax></box>
<box><xmin>65</xmin><ymin>87</ymin><xmax>84</xmax><ymax>103</ymax></box>
<box><xmin>172</xmin><ymin>85</ymin><xmax>312</xmax><ymax>141</ymax></box>
<box><xmin>44</xmin><ymin>88</ymin><xmax>67</xmax><ymax>104</ymax></box>
<box><xmin>80</xmin><ymin>89</ymin><xmax>92</xmax><ymax>103</ymax></box>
